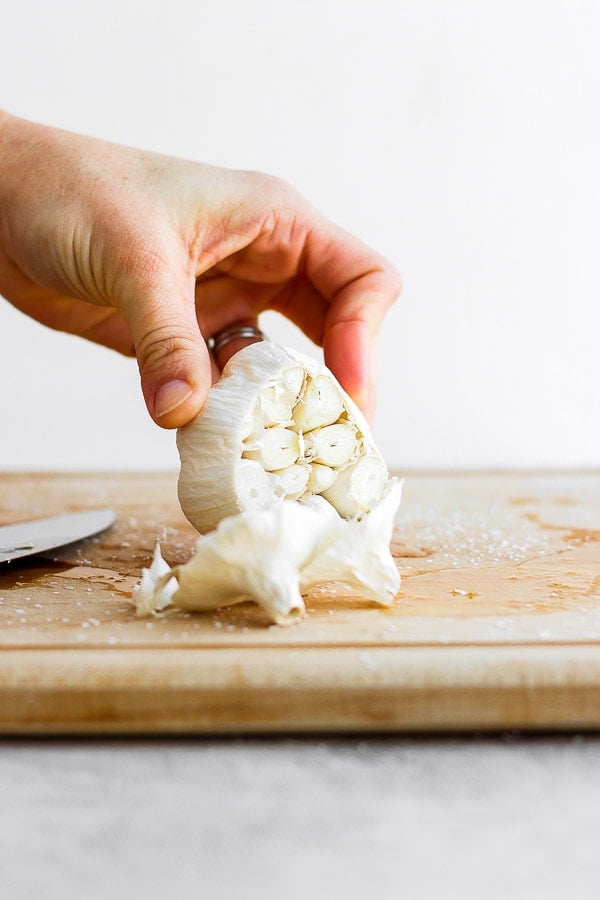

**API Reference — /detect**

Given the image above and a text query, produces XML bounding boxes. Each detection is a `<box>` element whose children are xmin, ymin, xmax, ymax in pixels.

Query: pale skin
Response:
<box><xmin>0</xmin><ymin>110</ymin><xmax>401</xmax><ymax>428</ymax></box>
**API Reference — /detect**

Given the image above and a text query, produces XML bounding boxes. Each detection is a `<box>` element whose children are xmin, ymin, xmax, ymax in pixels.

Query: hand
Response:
<box><xmin>0</xmin><ymin>112</ymin><xmax>401</xmax><ymax>427</ymax></box>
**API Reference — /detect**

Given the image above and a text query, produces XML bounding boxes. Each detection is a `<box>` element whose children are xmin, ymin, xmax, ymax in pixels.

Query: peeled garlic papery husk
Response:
<box><xmin>134</xmin><ymin>543</ymin><xmax>179</xmax><ymax>617</ymax></box>
<box><xmin>300</xmin><ymin>479</ymin><xmax>403</xmax><ymax>604</ymax></box>
<box><xmin>177</xmin><ymin>341</ymin><xmax>388</xmax><ymax>534</ymax></box>
<box><xmin>133</xmin><ymin>479</ymin><xmax>402</xmax><ymax>625</ymax></box>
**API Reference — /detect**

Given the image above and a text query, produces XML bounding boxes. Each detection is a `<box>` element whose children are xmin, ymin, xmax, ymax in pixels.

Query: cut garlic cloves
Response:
<box><xmin>177</xmin><ymin>342</ymin><xmax>389</xmax><ymax>533</ymax></box>
<box><xmin>307</xmin><ymin>463</ymin><xmax>337</xmax><ymax>494</ymax></box>
<box><xmin>322</xmin><ymin>455</ymin><xmax>388</xmax><ymax>518</ymax></box>
<box><xmin>243</xmin><ymin>426</ymin><xmax>300</xmax><ymax>471</ymax></box>
<box><xmin>302</xmin><ymin>423</ymin><xmax>357</xmax><ymax>467</ymax></box>
<box><xmin>269</xmin><ymin>463</ymin><xmax>310</xmax><ymax>499</ymax></box>
<box><xmin>280</xmin><ymin>365</ymin><xmax>305</xmax><ymax>406</ymax></box>
<box><xmin>293</xmin><ymin>374</ymin><xmax>345</xmax><ymax>432</ymax></box>
<box><xmin>259</xmin><ymin>388</ymin><xmax>293</xmax><ymax>427</ymax></box>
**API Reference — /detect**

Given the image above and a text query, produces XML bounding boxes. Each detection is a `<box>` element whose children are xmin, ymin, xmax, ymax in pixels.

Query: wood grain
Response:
<box><xmin>0</xmin><ymin>471</ymin><xmax>599</xmax><ymax>733</ymax></box>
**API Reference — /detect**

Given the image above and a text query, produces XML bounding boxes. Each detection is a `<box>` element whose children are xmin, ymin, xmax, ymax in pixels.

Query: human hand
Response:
<box><xmin>0</xmin><ymin>112</ymin><xmax>401</xmax><ymax>427</ymax></box>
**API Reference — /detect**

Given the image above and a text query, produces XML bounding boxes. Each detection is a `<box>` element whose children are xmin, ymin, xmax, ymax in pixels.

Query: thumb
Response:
<box><xmin>124</xmin><ymin>281</ymin><xmax>212</xmax><ymax>428</ymax></box>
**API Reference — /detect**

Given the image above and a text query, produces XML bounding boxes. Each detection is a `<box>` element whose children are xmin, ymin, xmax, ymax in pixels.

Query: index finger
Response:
<box><xmin>303</xmin><ymin>220</ymin><xmax>402</xmax><ymax>419</ymax></box>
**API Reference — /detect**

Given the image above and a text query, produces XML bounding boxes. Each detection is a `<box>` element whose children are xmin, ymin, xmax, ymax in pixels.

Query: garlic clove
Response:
<box><xmin>268</xmin><ymin>463</ymin><xmax>310</xmax><ymax>499</ymax></box>
<box><xmin>293</xmin><ymin>374</ymin><xmax>344</xmax><ymax>432</ymax></box>
<box><xmin>243</xmin><ymin>426</ymin><xmax>300</xmax><ymax>471</ymax></box>
<box><xmin>280</xmin><ymin>365</ymin><xmax>306</xmax><ymax>406</ymax></box>
<box><xmin>259</xmin><ymin>387</ymin><xmax>294</xmax><ymax>428</ymax></box>
<box><xmin>302</xmin><ymin>423</ymin><xmax>358</xmax><ymax>467</ymax></box>
<box><xmin>307</xmin><ymin>463</ymin><xmax>337</xmax><ymax>494</ymax></box>
<box><xmin>322</xmin><ymin>455</ymin><xmax>388</xmax><ymax>518</ymax></box>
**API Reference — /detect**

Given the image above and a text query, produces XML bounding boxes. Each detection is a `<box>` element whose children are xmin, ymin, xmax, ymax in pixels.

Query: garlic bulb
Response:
<box><xmin>177</xmin><ymin>341</ymin><xmax>389</xmax><ymax>534</ymax></box>
<box><xmin>135</xmin><ymin>341</ymin><xmax>404</xmax><ymax>627</ymax></box>
<box><xmin>133</xmin><ymin>480</ymin><xmax>403</xmax><ymax>625</ymax></box>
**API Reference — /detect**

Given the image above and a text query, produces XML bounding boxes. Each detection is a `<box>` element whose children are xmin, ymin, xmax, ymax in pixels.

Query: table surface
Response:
<box><xmin>2</xmin><ymin>733</ymin><xmax>600</xmax><ymax>900</ymax></box>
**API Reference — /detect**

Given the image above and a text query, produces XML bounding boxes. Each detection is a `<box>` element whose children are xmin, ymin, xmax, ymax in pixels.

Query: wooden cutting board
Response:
<box><xmin>0</xmin><ymin>471</ymin><xmax>599</xmax><ymax>734</ymax></box>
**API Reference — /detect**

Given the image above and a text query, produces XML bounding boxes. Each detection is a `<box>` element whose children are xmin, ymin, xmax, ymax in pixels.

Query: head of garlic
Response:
<box><xmin>133</xmin><ymin>479</ymin><xmax>402</xmax><ymax>625</ymax></box>
<box><xmin>176</xmin><ymin>341</ymin><xmax>389</xmax><ymax>534</ymax></box>
<box><xmin>134</xmin><ymin>340</ymin><xmax>405</xmax><ymax>627</ymax></box>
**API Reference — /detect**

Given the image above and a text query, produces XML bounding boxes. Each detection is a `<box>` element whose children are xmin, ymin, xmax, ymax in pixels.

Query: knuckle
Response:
<box><xmin>137</xmin><ymin>324</ymin><xmax>197</xmax><ymax>373</ymax></box>
<box><xmin>371</xmin><ymin>259</ymin><xmax>402</xmax><ymax>303</ymax></box>
<box><xmin>386</xmin><ymin>263</ymin><xmax>403</xmax><ymax>300</ymax></box>
<box><xmin>246</xmin><ymin>170</ymin><xmax>302</xmax><ymax>209</ymax></box>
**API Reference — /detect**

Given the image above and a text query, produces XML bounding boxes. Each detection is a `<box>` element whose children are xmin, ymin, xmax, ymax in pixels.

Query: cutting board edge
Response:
<box><xmin>2</xmin><ymin>645</ymin><xmax>600</xmax><ymax>734</ymax></box>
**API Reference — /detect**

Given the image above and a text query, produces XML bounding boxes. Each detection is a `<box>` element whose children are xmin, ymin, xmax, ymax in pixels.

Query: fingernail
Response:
<box><xmin>154</xmin><ymin>379</ymin><xmax>194</xmax><ymax>418</ymax></box>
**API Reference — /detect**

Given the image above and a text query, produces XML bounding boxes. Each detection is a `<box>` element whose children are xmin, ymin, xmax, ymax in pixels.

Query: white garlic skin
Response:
<box><xmin>133</xmin><ymin>479</ymin><xmax>403</xmax><ymax>626</ymax></box>
<box><xmin>177</xmin><ymin>341</ymin><xmax>387</xmax><ymax>534</ymax></box>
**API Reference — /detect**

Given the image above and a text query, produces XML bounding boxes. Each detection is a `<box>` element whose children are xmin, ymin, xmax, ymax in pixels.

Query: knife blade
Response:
<box><xmin>0</xmin><ymin>509</ymin><xmax>117</xmax><ymax>564</ymax></box>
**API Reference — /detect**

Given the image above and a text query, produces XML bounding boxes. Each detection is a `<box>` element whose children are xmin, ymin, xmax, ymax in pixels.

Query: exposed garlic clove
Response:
<box><xmin>233</xmin><ymin>459</ymin><xmax>275</xmax><ymax>512</ymax></box>
<box><xmin>322</xmin><ymin>455</ymin><xmax>388</xmax><ymax>518</ymax></box>
<box><xmin>307</xmin><ymin>463</ymin><xmax>337</xmax><ymax>494</ymax></box>
<box><xmin>303</xmin><ymin>423</ymin><xmax>357</xmax><ymax>467</ymax></box>
<box><xmin>269</xmin><ymin>463</ymin><xmax>310</xmax><ymax>499</ymax></box>
<box><xmin>243</xmin><ymin>426</ymin><xmax>300</xmax><ymax>471</ymax></box>
<box><xmin>260</xmin><ymin>387</ymin><xmax>293</xmax><ymax>427</ymax></box>
<box><xmin>293</xmin><ymin>374</ymin><xmax>344</xmax><ymax>432</ymax></box>
<box><xmin>281</xmin><ymin>365</ymin><xmax>306</xmax><ymax>406</ymax></box>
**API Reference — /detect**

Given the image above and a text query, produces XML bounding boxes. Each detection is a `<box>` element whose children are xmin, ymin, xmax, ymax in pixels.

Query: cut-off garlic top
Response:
<box><xmin>177</xmin><ymin>342</ymin><xmax>389</xmax><ymax>533</ymax></box>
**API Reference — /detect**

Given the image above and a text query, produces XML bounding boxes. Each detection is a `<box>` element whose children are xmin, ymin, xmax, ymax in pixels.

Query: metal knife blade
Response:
<box><xmin>0</xmin><ymin>509</ymin><xmax>117</xmax><ymax>564</ymax></box>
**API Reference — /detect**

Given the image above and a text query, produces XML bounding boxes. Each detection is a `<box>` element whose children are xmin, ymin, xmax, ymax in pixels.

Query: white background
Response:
<box><xmin>1</xmin><ymin>0</ymin><xmax>599</xmax><ymax>472</ymax></box>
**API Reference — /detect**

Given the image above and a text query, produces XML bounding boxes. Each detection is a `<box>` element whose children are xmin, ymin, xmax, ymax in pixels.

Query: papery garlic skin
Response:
<box><xmin>177</xmin><ymin>341</ymin><xmax>388</xmax><ymax>534</ymax></box>
<box><xmin>300</xmin><ymin>479</ymin><xmax>403</xmax><ymax>605</ymax></box>
<box><xmin>135</xmin><ymin>503</ymin><xmax>350</xmax><ymax>625</ymax></box>
<box><xmin>133</xmin><ymin>479</ymin><xmax>403</xmax><ymax>626</ymax></box>
<box><xmin>133</xmin><ymin>543</ymin><xmax>179</xmax><ymax>616</ymax></box>
<box><xmin>174</xmin><ymin>503</ymin><xmax>347</xmax><ymax>624</ymax></box>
